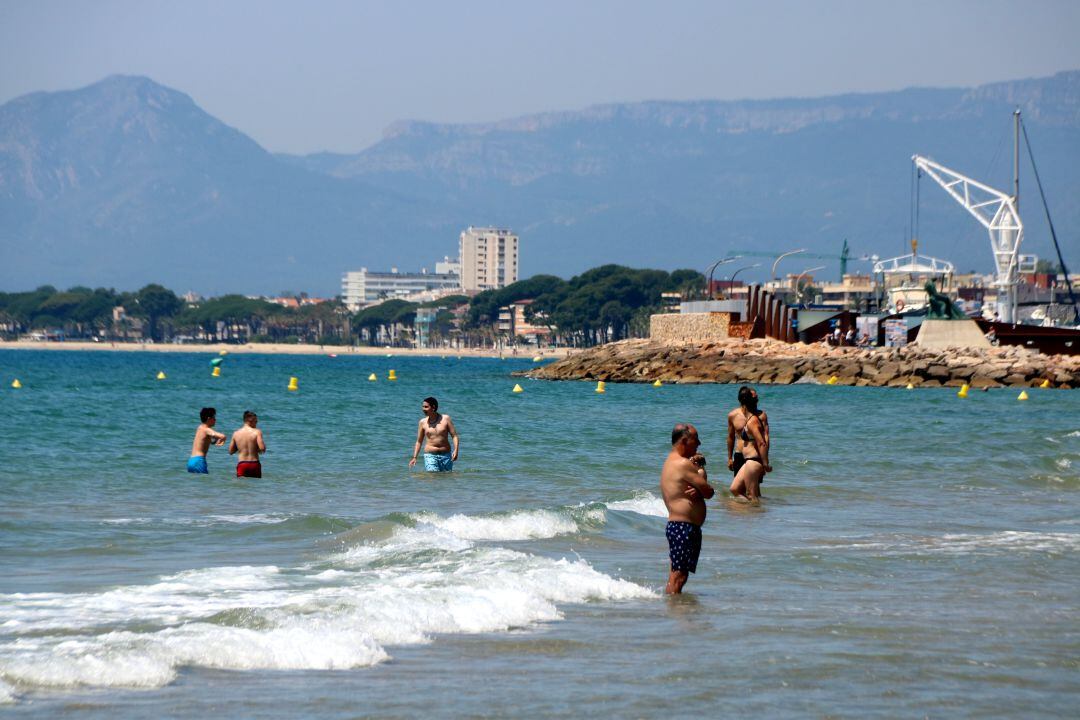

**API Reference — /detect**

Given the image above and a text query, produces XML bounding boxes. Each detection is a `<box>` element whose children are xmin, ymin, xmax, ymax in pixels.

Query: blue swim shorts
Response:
<box><xmin>423</xmin><ymin>452</ymin><xmax>453</xmax><ymax>472</ymax></box>
<box><xmin>666</xmin><ymin>520</ymin><xmax>702</xmax><ymax>574</ymax></box>
<box><xmin>187</xmin><ymin>456</ymin><xmax>208</xmax><ymax>474</ymax></box>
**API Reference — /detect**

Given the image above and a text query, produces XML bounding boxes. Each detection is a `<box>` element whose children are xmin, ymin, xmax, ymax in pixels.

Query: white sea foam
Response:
<box><xmin>1067</xmin><ymin>430</ymin><xmax>1080</xmax><ymax>437</ymax></box>
<box><xmin>413</xmin><ymin>509</ymin><xmax>580</xmax><ymax>541</ymax></box>
<box><xmin>0</xmin><ymin>523</ymin><xmax>653</xmax><ymax>695</ymax></box>
<box><xmin>0</xmin><ymin>679</ymin><xmax>15</xmax><ymax>704</ymax></box>
<box><xmin>1054</xmin><ymin>458</ymin><xmax>1072</xmax><ymax>470</ymax></box>
<box><xmin>606</xmin><ymin>492</ymin><xmax>667</xmax><ymax>518</ymax></box>
<box><xmin>102</xmin><ymin>514</ymin><xmax>288</xmax><ymax>527</ymax></box>
<box><xmin>815</xmin><ymin>531</ymin><xmax>1080</xmax><ymax>556</ymax></box>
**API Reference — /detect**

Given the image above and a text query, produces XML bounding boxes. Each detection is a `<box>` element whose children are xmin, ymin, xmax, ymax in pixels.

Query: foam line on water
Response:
<box><xmin>412</xmin><ymin>508</ymin><xmax>583</xmax><ymax>541</ymax></box>
<box><xmin>606</xmin><ymin>491</ymin><xmax>668</xmax><ymax>518</ymax></box>
<box><xmin>1</xmin><ymin>523</ymin><xmax>653</xmax><ymax>694</ymax></box>
<box><xmin>812</xmin><ymin>531</ymin><xmax>1080</xmax><ymax>556</ymax></box>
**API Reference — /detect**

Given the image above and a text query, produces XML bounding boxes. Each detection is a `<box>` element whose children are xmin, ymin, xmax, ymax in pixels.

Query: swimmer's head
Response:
<box><xmin>671</xmin><ymin>423</ymin><xmax>700</xmax><ymax>453</ymax></box>
<box><xmin>422</xmin><ymin>396</ymin><xmax>438</xmax><ymax>413</ymax></box>
<box><xmin>243</xmin><ymin>410</ymin><xmax>257</xmax><ymax>426</ymax></box>
<box><xmin>738</xmin><ymin>386</ymin><xmax>758</xmax><ymax>411</ymax></box>
<box><xmin>200</xmin><ymin>407</ymin><xmax>216</xmax><ymax>424</ymax></box>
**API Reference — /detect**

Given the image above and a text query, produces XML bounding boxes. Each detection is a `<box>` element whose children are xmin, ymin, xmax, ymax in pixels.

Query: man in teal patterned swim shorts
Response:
<box><xmin>409</xmin><ymin>396</ymin><xmax>460</xmax><ymax>472</ymax></box>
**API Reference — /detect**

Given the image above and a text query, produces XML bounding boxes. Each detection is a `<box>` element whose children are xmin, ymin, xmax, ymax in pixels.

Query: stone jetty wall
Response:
<box><xmin>522</xmin><ymin>338</ymin><xmax>1080</xmax><ymax>388</ymax></box>
<box><xmin>649</xmin><ymin>312</ymin><xmax>732</xmax><ymax>343</ymax></box>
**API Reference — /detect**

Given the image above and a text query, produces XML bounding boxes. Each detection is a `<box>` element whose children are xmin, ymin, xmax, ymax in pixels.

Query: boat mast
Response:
<box><xmin>1014</xmin><ymin>107</ymin><xmax>1020</xmax><ymax>211</ymax></box>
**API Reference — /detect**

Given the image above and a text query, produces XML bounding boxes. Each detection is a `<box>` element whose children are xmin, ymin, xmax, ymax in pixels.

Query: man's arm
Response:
<box><xmin>210</xmin><ymin>428</ymin><xmax>226</xmax><ymax>444</ymax></box>
<box><xmin>760</xmin><ymin>411</ymin><xmax>770</xmax><ymax>448</ymax></box>
<box><xmin>685</xmin><ymin>459</ymin><xmax>715</xmax><ymax>499</ymax></box>
<box><xmin>409</xmin><ymin>422</ymin><xmax>424</xmax><ymax>467</ymax></box>
<box><xmin>228</xmin><ymin>433</ymin><xmax>238</xmax><ymax>455</ymax></box>
<box><xmin>726</xmin><ymin>413</ymin><xmax>736</xmax><ymax>470</ymax></box>
<box><xmin>446</xmin><ymin>417</ymin><xmax>459</xmax><ymax>460</ymax></box>
<box><xmin>256</xmin><ymin>429</ymin><xmax>266</xmax><ymax>453</ymax></box>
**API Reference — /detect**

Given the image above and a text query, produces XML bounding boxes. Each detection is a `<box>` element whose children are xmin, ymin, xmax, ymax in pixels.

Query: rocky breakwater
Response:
<box><xmin>521</xmin><ymin>338</ymin><xmax>1080</xmax><ymax>388</ymax></box>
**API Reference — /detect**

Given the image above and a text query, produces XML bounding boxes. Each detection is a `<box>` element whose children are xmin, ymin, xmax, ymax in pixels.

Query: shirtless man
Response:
<box><xmin>409</xmin><ymin>396</ymin><xmax>459</xmax><ymax>472</ymax></box>
<box><xmin>726</xmin><ymin>385</ymin><xmax>769</xmax><ymax>482</ymax></box>
<box><xmin>228</xmin><ymin>410</ymin><xmax>266</xmax><ymax>478</ymax></box>
<box><xmin>187</xmin><ymin>407</ymin><xmax>225</xmax><ymax>473</ymax></box>
<box><xmin>730</xmin><ymin>386</ymin><xmax>771</xmax><ymax>501</ymax></box>
<box><xmin>660</xmin><ymin>424</ymin><xmax>715</xmax><ymax>594</ymax></box>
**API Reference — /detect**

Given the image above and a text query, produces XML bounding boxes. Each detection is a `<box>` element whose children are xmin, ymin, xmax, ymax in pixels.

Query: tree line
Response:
<box><xmin>1</xmin><ymin>265</ymin><xmax>704</xmax><ymax>347</ymax></box>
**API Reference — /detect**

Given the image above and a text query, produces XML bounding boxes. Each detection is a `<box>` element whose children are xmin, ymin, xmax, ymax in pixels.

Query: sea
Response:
<box><xmin>0</xmin><ymin>349</ymin><xmax>1077</xmax><ymax>718</ymax></box>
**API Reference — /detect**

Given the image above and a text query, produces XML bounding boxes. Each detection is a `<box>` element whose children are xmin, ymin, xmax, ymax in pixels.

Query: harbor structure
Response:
<box><xmin>459</xmin><ymin>227</ymin><xmax>519</xmax><ymax>293</ymax></box>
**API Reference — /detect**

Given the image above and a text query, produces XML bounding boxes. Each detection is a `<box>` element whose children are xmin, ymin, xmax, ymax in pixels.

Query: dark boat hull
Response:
<box><xmin>975</xmin><ymin>320</ymin><xmax>1080</xmax><ymax>355</ymax></box>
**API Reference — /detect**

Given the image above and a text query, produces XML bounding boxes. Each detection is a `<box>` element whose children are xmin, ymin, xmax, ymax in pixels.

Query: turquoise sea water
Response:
<box><xmin>0</xmin><ymin>349</ymin><xmax>1077</xmax><ymax>718</ymax></box>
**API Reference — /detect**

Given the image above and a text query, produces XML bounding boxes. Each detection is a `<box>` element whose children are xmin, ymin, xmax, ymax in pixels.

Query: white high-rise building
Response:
<box><xmin>459</xmin><ymin>227</ymin><xmax>519</xmax><ymax>293</ymax></box>
<box><xmin>341</xmin><ymin>266</ymin><xmax>460</xmax><ymax>310</ymax></box>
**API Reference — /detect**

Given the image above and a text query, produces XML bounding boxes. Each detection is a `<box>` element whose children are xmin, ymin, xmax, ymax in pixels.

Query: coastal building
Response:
<box><xmin>459</xmin><ymin>227</ymin><xmax>519</xmax><ymax>293</ymax></box>
<box><xmin>341</xmin><ymin>267</ymin><xmax>461</xmax><ymax>311</ymax></box>
<box><xmin>497</xmin><ymin>299</ymin><xmax>550</xmax><ymax>343</ymax></box>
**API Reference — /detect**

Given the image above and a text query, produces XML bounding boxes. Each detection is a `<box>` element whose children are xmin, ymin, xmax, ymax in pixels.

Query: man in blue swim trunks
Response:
<box><xmin>660</xmin><ymin>423</ymin><xmax>715</xmax><ymax>594</ymax></box>
<box><xmin>187</xmin><ymin>407</ymin><xmax>225</xmax><ymax>473</ymax></box>
<box><xmin>409</xmin><ymin>396</ymin><xmax>459</xmax><ymax>472</ymax></box>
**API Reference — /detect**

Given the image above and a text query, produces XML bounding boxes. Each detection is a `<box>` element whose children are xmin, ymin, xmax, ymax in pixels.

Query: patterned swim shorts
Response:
<box><xmin>666</xmin><ymin>520</ymin><xmax>702</xmax><ymax>574</ymax></box>
<box><xmin>423</xmin><ymin>452</ymin><xmax>453</xmax><ymax>472</ymax></box>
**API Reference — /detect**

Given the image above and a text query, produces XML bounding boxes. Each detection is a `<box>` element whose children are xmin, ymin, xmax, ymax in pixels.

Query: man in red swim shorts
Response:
<box><xmin>229</xmin><ymin>410</ymin><xmax>266</xmax><ymax>478</ymax></box>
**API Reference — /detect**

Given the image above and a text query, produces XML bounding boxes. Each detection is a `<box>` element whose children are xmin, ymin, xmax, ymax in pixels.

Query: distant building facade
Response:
<box><xmin>341</xmin><ymin>267</ymin><xmax>461</xmax><ymax>310</ymax></box>
<box><xmin>459</xmin><ymin>227</ymin><xmax>519</xmax><ymax>293</ymax></box>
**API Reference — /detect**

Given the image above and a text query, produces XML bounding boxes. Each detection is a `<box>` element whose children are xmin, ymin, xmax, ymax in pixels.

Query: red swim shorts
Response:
<box><xmin>236</xmin><ymin>461</ymin><xmax>262</xmax><ymax>478</ymax></box>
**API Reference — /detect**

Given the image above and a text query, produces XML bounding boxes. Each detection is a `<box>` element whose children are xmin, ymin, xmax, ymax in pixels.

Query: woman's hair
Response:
<box><xmin>738</xmin><ymin>385</ymin><xmax>758</xmax><ymax>410</ymax></box>
<box><xmin>423</xmin><ymin>396</ymin><xmax>438</xmax><ymax>411</ymax></box>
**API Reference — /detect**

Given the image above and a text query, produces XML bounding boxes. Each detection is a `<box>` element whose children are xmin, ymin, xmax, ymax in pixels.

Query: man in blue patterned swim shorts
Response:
<box><xmin>409</xmin><ymin>396</ymin><xmax>460</xmax><ymax>472</ymax></box>
<box><xmin>659</xmin><ymin>423</ymin><xmax>715</xmax><ymax>594</ymax></box>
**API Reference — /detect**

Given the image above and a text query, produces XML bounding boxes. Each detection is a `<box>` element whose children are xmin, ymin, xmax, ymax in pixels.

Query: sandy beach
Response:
<box><xmin>0</xmin><ymin>339</ymin><xmax>571</xmax><ymax>359</ymax></box>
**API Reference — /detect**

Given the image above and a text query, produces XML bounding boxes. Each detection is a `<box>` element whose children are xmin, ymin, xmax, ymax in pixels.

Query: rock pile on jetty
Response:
<box><xmin>522</xmin><ymin>338</ymin><xmax>1080</xmax><ymax>388</ymax></box>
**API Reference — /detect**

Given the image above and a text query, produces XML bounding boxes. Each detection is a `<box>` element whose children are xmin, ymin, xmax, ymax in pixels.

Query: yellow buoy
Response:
<box><xmin>595</xmin><ymin>381</ymin><xmax>606</xmax><ymax>393</ymax></box>
<box><xmin>1039</xmin><ymin>379</ymin><xmax>1051</xmax><ymax>389</ymax></box>
<box><xmin>212</xmin><ymin>366</ymin><xmax>221</xmax><ymax>378</ymax></box>
<box><xmin>368</xmin><ymin>373</ymin><xmax>377</xmax><ymax>382</ymax></box>
<box><xmin>905</xmin><ymin>382</ymin><xmax>914</xmax><ymax>390</ymax></box>
<box><xmin>532</xmin><ymin>356</ymin><xmax>542</xmax><ymax>362</ymax></box>
<box><xmin>219</xmin><ymin>350</ymin><xmax>228</xmax><ymax>356</ymax></box>
<box><xmin>388</xmin><ymin>369</ymin><xmax>397</xmax><ymax>381</ymax></box>
<box><xmin>156</xmin><ymin>371</ymin><xmax>166</xmax><ymax>380</ymax></box>
<box><xmin>957</xmin><ymin>383</ymin><xmax>969</xmax><ymax>398</ymax></box>
<box><xmin>653</xmin><ymin>379</ymin><xmax>662</xmax><ymax>387</ymax></box>
<box><xmin>287</xmin><ymin>376</ymin><xmax>299</xmax><ymax>391</ymax></box>
<box><xmin>512</xmin><ymin>383</ymin><xmax>524</xmax><ymax>393</ymax></box>
<box><xmin>11</xmin><ymin>379</ymin><xmax>22</xmax><ymax>389</ymax></box>
<box><xmin>827</xmin><ymin>375</ymin><xmax>839</xmax><ymax>385</ymax></box>
<box><xmin>1018</xmin><ymin>390</ymin><xmax>1029</xmax><ymax>401</ymax></box>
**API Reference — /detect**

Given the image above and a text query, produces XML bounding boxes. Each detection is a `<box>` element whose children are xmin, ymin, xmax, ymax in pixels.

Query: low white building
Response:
<box><xmin>342</xmin><ymin>267</ymin><xmax>461</xmax><ymax>310</ymax></box>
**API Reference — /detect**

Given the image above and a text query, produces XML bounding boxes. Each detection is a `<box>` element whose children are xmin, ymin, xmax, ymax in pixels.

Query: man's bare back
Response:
<box><xmin>229</xmin><ymin>426</ymin><xmax>265</xmax><ymax>461</ymax></box>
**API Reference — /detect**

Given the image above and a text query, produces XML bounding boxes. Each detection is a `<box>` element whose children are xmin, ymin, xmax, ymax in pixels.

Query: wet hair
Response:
<box><xmin>243</xmin><ymin>410</ymin><xmax>257</xmax><ymax>422</ymax></box>
<box><xmin>671</xmin><ymin>423</ymin><xmax>695</xmax><ymax>446</ymax></box>
<box><xmin>423</xmin><ymin>396</ymin><xmax>438</xmax><ymax>411</ymax></box>
<box><xmin>738</xmin><ymin>386</ymin><xmax>758</xmax><ymax>411</ymax></box>
<box><xmin>200</xmin><ymin>407</ymin><xmax>216</xmax><ymax>423</ymax></box>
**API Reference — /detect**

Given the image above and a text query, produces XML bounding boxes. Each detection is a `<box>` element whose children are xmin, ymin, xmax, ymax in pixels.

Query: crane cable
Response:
<box><xmin>1020</xmin><ymin>117</ymin><xmax>1079</xmax><ymax>322</ymax></box>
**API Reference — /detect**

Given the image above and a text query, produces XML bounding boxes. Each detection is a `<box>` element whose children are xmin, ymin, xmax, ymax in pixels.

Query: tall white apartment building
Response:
<box><xmin>459</xmin><ymin>227</ymin><xmax>519</xmax><ymax>293</ymax></box>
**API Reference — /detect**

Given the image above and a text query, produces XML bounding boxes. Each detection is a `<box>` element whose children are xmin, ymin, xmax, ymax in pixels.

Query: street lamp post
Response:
<box><xmin>724</xmin><ymin>263</ymin><xmax>761</xmax><ymax>298</ymax></box>
<box><xmin>772</xmin><ymin>248</ymin><xmax>807</xmax><ymax>281</ymax></box>
<box><xmin>705</xmin><ymin>256</ymin><xmax>741</xmax><ymax>300</ymax></box>
<box><xmin>795</xmin><ymin>265</ymin><xmax>826</xmax><ymax>306</ymax></box>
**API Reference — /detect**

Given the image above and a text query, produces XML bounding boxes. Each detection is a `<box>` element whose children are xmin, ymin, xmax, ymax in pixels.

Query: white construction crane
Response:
<box><xmin>912</xmin><ymin>112</ymin><xmax>1035</xmax><ymax>322</ymax></box>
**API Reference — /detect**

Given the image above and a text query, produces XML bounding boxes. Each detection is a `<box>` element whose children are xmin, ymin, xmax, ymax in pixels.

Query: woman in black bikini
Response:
<box><xmin>730</xmin><ymin>386</ymin><xmax>770</xmax><ymax>501</ymax></box>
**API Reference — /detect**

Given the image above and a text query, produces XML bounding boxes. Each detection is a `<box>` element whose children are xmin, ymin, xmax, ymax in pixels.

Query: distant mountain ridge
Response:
<box><xmin>3</xmin><ymin>72</ymin><xmax>1079</xmax><ymax>295</ymax></box>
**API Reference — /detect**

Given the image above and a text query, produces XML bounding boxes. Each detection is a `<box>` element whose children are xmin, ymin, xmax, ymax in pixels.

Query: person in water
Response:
<box><xmin>229</xmin><ymin>410</ymin><xmax>266</xmax><ymax>478</ymax></box>
<box><xmin>187</xmin><ymin>407</ymin><xmax>226</xmax><ymax>473</ymax></box>
<box><xmin>726</xmin><ymin>385</ymin><xmax>770</xmax><ymax>481</ymax></box>
<box><xmin>730</xmin><ymin>386</ymin><xmax>771</xmax><ymax>501</ymax></box>
<box><xmin>409</xmin><ymin>396</ymin><xmax>459</xmax><ymax>471</ymax></box>
<box><xmin>660</xmin><ymin>423</ymin><xmax>715</xmax><ymax>594</ymax></box>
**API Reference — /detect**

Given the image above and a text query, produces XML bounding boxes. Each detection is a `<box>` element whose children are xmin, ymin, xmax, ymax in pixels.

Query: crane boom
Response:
<box><xmin>913</xmin><ymin>154</ymin><xmax>1023</xmax><ymax>322</ymax></box>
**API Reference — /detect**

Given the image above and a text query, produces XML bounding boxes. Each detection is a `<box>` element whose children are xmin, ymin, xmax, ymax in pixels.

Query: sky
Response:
<box><xmin>1</xmin><ymin>0</ymin><xmax>1079</xmax><ymax>155</ymax></box>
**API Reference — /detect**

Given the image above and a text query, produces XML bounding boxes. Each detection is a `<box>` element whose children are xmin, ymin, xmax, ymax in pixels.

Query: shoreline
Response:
<box><xmin>0</xmin><ymin>340</ymin><xmax>571</xmax><ymax>360</ymax></box>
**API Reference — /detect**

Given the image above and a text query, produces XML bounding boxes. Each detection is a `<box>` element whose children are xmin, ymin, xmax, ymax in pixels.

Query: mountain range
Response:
<box><xmin>2</xmin><ymin>71</ymin><xmax>1079</xmax><ymax>296</ymax></box>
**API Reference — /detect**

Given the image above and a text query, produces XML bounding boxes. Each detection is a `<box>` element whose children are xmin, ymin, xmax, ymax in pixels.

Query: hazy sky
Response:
<box><xmin>2</xmin><ymin>0</ymin><xmax>1079</xmax><ymax>154</ymax></box>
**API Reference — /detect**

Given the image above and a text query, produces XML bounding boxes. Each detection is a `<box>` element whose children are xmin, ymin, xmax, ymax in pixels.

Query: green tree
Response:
<box><xmin>133</xmin><ymin>284</ymin><xmax>182</xmax><ymax>341</ymax></box>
